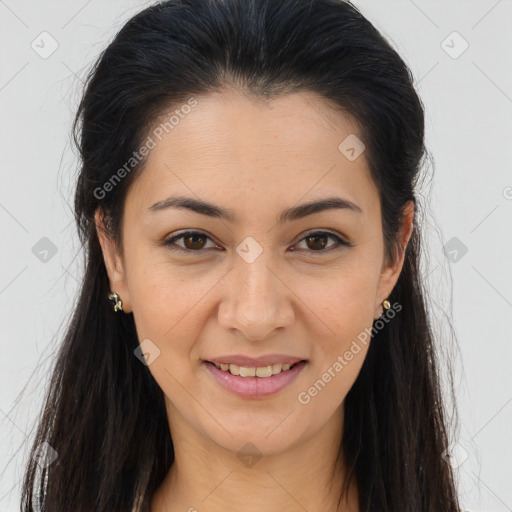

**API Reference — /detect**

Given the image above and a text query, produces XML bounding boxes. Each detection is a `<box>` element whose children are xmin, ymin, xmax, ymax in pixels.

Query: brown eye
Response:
<box><xmin>182</xmin><ymin>233</ymin><xmax>207</xmax><ymax>250</ymax></box>
<box><xmin>295</xmin><ymin>231</ymin><xmax>350</xmax><ymax>253</ymax></box>
<box><xmin>163</xmin><ymin>231</ymin><xmax>218</xmax><ymax>253</ymax></box>
<box><xmin>304</xmin><ymin>234</ymin><xmax>328</xmax><ymax>251</ymax></box>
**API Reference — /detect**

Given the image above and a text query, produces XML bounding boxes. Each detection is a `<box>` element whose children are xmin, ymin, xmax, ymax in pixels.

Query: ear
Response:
<box><xmin>373</xmin><ymin>200</ymin><xmax>415</xmax><ymax>319</ymax></box>
<box><xmin>94</xmin><ymin>208</ymin><xmax>132</xmax><ymax>313</ymax></box>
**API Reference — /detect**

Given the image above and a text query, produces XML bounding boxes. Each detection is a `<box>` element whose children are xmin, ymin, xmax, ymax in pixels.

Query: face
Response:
<box><xmin>96</xmin><ymin>89</ymin><xmax>413</xmax><ymax>457</ymax></box>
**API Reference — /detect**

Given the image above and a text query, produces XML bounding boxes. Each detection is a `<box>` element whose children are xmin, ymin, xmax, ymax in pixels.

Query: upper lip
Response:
<box><xmin>206</xmin><ymin>354</ymin><xmax>306</xmax><ymax>367</ymax></box>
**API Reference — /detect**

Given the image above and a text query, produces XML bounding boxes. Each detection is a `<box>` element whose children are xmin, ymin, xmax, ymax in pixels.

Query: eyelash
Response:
<box><xmin>162</xmin><ymin>230</ymin><xmax>352</xmax><ymax>255</ymax></box>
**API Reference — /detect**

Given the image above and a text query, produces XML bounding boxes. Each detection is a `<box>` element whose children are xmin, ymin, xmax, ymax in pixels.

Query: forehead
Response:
<box><xmin>125</xmin><ymin>89</ymin><xmax>379</xmax><ymax>222</ymax></box>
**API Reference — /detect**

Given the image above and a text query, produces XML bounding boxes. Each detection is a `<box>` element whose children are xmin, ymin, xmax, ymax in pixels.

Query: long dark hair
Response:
<box><xmin>19</xmin><ymin>0</ymin><xmax>462</xmax><ymax>510</ymax></box>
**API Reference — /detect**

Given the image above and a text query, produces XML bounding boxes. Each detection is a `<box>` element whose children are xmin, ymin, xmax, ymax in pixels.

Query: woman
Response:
<box><xmin>20</xmin><ymin>0</ymin><xmax>462</xmax><ymax>510</ymax></box>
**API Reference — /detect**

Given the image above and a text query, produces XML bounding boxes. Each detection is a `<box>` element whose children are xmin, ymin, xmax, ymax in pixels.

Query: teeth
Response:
<box><xmin>239</xmin><ymin>366</ymin><xmax>256</xmax><ymax>377</ymax></box>
<box><xmin>213</xmin><ymin>362</ymin><xmax>297</xmax><ymax>378</ymax></box>
<box><xmin>256</xmin><ymin>366</ymin><xmax>273</xmax><ymax>378</ymax></box>
<box><xmin>272</xmin><ymin>364</ymin><xmax>282</xmax><ymax>375</ymax></box>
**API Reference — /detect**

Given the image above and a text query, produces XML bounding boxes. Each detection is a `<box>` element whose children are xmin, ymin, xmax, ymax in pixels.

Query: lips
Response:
<box><xmin>202</xmin><ymin>354</ymin><xmax>308</xmax><ymax>398</ymax></box>
<box><xmin>203</xmin><ymin>359</ymin><xmax>307</xmax><ymax>398</ymax></box>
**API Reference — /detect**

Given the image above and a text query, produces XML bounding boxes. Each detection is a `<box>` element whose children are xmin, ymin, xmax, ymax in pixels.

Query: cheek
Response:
<box><xmin>126</xmin><ymin>250</ymin><xmax>224</xmax><ymax>354</ymax></box>
<box><xmin>298</xmin><ymin>275</ymin><xmax>374</xmax><ymax>415</ymax></box>
<box><xmin>126</xmin><ymin>260</ymin><xmax>214</xmax><ymax>405</ymax></box>
<box><xmin>306</xmin><ymin>263</ymin><xmax>378</xmax><ymax>340</ymax></box>
<box><xmin>301</xmin><ymin>262</ymin><xmax>377</xmax><ymax>407</ymax></box>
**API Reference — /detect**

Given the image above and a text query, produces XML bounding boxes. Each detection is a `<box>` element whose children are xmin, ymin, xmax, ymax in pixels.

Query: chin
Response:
<box><xmin>201</xmin><ymin>416</ymin><xmax>307</xmax><ymax>458</ymax></box>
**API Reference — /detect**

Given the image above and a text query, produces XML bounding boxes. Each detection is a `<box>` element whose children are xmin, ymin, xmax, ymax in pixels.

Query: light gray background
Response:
<box><xmin>1</xmin><ymin>1</ymin><xmax>511</xmax><ymax>511</ymax></box>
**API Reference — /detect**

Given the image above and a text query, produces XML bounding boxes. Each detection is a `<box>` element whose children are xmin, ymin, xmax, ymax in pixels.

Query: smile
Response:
<box><xmin>211</xmin><ymin>361</ymin><xmax>300</xmax><ymax>378</ymax></box>
<box><xmin>203</xmin><ymin>360</ymin><xmax>307</xmax><ymax>399</ymax></box>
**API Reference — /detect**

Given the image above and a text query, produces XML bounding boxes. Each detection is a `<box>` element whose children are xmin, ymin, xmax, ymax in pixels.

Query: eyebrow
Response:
<box><xmin>147</xmin><ymin>195</ymin><xmax>362</xmax><ymax>223</ymax></box>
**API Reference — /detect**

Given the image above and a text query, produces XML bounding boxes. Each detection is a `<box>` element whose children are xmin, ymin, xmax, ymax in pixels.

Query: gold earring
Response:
<box><xmin>375</xmin><ymin>298</ymin><xmax>391</xmax><ymax>320</ymax></box>
<box><xmin>108</xmin><ymin>291</ymin><xmax>123</xmax><ymax>312</ymax></box>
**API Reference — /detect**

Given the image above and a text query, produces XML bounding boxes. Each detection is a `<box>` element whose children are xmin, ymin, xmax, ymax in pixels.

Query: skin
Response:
<box><xmin>96</xmin><ymin>88</ymin><xmax>414</xmax><ymax>512</ymax></box>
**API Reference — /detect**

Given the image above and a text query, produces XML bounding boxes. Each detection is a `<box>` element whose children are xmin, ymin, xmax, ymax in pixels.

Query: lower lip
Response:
<box><xmin>203</xmin><ymin>361</ymin><xmax>307</xmax><ymax>399</ymax></box>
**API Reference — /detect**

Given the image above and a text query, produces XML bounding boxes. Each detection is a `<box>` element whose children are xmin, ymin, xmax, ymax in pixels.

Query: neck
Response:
<box><xmin>150</xmin><ymin>404</ymin><xmax>359</xmax><ymax>512</ymax></box>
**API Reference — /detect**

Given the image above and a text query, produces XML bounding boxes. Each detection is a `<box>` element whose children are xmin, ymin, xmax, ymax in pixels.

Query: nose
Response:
<box><xmin>218</xmin><ymin>256</ymin><xmax>295</xmax><ymax>342</ymax></box>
